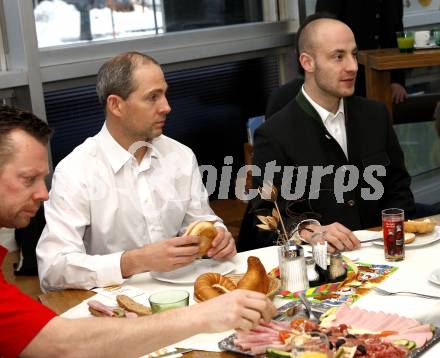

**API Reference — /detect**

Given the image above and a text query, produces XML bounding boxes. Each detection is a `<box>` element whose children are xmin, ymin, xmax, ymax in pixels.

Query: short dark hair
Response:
<box><xmin>296</xmin><ymin>12</ymin><xmax>337</xmax><ymax>74</ymax></box>
<box><xmin>96</xmin><ymin>51</ymin><xmax>159</xmax><ymax>109</ymax></box>
<box><xmin>0</xmin><ymin>105</ymin><xmax>52</xmax><ymax>167</ymax></box>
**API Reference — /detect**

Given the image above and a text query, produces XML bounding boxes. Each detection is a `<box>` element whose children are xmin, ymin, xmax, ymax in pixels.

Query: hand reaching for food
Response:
<box><xmin>192</xmin><ymin>289</ymin><xmax>277</xmax><ymax>332</ymax></box>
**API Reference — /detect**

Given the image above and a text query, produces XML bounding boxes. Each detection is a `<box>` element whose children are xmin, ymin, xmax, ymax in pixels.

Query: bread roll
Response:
<box><xmin>194</xmin><ymin>272</ymin><xmax>237</xmax><ymax>301</ymax></box>
<box><xmin>184</xmin><ymin>221</ymin><xmax>217</xmax><ymax>256</ymax></box>
<box><xmin>404</xmin><ymin>219</ymin><xmax>436</xmax><ymax>234</ymax></box>
<box><xmin>237</xmin><ymin>256</ymin><xmax>269</xmax><ymax>294</ymax></box>
<box><xmin>404</xmin><ymin>232</ymin><xmax>416</xmax><ymax>244</ymax></box>
<box><xmin>116</xmin><ymin>295</ymin><xmax>151</xmax><ymax>316</ymax></box>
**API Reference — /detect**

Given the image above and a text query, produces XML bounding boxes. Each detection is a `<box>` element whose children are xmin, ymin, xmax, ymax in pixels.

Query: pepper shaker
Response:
<box><xmin>305</xmin><ymin>256</ymin><xmax>320</xmax><ymax>287</ymax></box>
<box><xmin>328</xmin><ymin>252</ymin><xmax>347</xmax><ymax>282</ymax></box>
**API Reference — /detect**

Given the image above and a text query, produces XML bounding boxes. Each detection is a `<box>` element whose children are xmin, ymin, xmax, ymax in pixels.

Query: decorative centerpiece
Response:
<box><xmin>255</xmin><ymin>183</ymin><xmax>348</xmax><ymax>292</ymax></box>
<box><xmin>256</xmin><ymin>183</ymin><xmax>309</xmax><ymax>292</ymax></box>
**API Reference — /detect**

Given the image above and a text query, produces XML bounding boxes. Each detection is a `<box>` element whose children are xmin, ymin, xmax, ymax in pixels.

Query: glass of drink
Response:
<box><xmin>433</xmin><ymin>28</ymin><xmax>440</xmax><ymax>46</ymax></box>
<box><xmin>382</xmin><ymin>208</ymin><xmax>405</xmax><ymax>261</ymax></box>
<box><xmin>148</xmin><ymin>290</ymin><xmax>189</xmax><ymax>313</ymax></box>
<box><xmin>396</xmin><ymin>31</ymin><xmax>414</xmax><ymax>53</ymax></box>
<box><xmin>291</xmin><ymin>332</ymin><xmax>332</xmax><ymax>357</ymax></box>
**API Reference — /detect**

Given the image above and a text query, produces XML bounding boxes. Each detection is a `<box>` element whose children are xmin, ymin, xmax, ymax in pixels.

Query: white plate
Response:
<box><xmin>429</xmin><ymin>268</ymin><xmax>440</xmax><ymax>286</ymax></box>
<box><xmin>414</xmin><ymin>42</ymin><xmax>440</xmax><ymax>50</ymax></box>
<box><xmin>150</xmin><ymin>260</ymin><xmax>236</xmax><ymax>284</ymax></box>
<box><xmin>353</xmin><ymin>230</ymin><xmax>381</xmax><ymax>242</ymax></box>
<box><xmin>372</xmin><ymin>226</ymin><xmax>440</xmax><ymax>249</ymax></box>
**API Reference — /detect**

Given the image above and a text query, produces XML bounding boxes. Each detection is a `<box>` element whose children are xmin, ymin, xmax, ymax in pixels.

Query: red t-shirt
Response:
<box><xmin>0</xmin><ymin>246</ymin><xmax>56</xmax><ymax>358</ymax></box>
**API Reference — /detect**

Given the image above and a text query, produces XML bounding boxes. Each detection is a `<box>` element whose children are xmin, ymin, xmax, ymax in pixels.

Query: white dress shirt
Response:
<box><xmin>302</xmin><ymin>87</ymin><xmax>348</xmax><ymax>158</ymax></box>
<box><xmin>37</xmin><ymin>124</ymin><xmax>224</xmax><ymax>292</ymax></box>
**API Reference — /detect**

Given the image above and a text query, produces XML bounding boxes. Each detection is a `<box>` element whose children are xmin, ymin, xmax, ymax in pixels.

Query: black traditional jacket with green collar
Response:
<box><xmin>237</xmin><ymin>92</ymin><xmax>415</xmax><ymax>251</ymax></box>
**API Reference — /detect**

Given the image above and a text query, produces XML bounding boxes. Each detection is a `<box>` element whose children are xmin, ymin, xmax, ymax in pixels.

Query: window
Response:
<box><xmin>0</xmin><ymin>4</ymin><xmax>7</xmax><ymax>71</ymax></box>
<box><xmin>34</xmin><ymin>0</ymin><xmax>268</xmax><ymax>48</ymax></box>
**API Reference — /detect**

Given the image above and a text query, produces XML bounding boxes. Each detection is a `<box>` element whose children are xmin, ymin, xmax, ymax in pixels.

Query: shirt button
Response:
<box><xmin>346</xmin><ymin>199</ymin><xmax>356</xmax><ymax>207</ymax></box>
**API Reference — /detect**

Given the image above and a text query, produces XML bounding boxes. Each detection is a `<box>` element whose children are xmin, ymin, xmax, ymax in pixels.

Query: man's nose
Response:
<box><xmin>346</xmin><ymin>56</ymin><xmax>358</xmax><ymax>73</ymax></box>
<box><xmin>33</xmin><ymin>181</ymin><xmax>49</xmax><ymax>202</ymax></box>
<box><xmin>160</xmin><ymin>97</ymin><xmax>171</xmax><ymax>114</ymax></box>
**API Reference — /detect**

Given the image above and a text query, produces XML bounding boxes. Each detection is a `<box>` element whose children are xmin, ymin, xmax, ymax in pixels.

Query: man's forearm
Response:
<box><xmin>23</xmin><ymin>308</ymin><xmax>206</xmax><ymax>358</ymax></box>
<box><xmin>120</xmin><ymin>247</ymin><xmax>150</xmax><ymax>277</ymax></box>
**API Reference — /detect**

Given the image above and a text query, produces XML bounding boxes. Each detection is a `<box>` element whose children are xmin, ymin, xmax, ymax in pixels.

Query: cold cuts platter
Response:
<box><xmin>218</xmin><ymin>301</ymin><xmax>440</xmax><ymax>357</ymax></box>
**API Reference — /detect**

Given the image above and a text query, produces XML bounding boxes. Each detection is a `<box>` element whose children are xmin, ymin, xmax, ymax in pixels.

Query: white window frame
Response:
<box><xmin>0</xmin><ymin>0</ymin><xmax>300</xmax><ymax>119</ymax></box>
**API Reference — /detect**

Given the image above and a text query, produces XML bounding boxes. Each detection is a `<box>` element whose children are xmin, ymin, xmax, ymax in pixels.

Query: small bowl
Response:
<box><xmin>148</xmin><ymin>290</ymin><xmax>189</xmax><ymax>313</ymax></box>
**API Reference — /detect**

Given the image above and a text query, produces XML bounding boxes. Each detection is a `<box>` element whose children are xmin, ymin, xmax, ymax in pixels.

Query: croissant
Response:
<box><xmin>237</xmin><ymin>256</ymin><xmax>269</xmax><ymax>294</ymax></box>
<box><xmin>194</xmin><ymin>272</ymin><xmax>237</xmax><ymax>301</ymax></box>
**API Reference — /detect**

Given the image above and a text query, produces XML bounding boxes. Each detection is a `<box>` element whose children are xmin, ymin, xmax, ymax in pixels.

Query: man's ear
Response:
<box><xmin>107</xmin><ymin>94</ymin><xmax>124</xmax><ymax>117</ymax></box>
<box><xmin>299</xmin><ymin>52</ymin><xmax>314</xmax><ymax>73</ymax></box>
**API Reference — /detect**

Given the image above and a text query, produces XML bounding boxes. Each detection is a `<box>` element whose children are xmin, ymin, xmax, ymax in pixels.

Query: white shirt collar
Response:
<box><xmin>301</xmin><ymin>86</ymin><xmax>345</xmax><ymax>124</ymax></box>
<box><xmin>96</xmin><ymin>123</ymin><xmax>159</xmax><ymax>173</ymax></box>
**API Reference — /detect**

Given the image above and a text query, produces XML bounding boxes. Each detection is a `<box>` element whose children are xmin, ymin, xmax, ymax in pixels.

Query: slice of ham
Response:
<box><xmin>87</xmin><ymin>299</ymin><xmax>138</xmax><ymax>318</ymax></box>
<box><xmin>87</xmin><ymin>300</ymin><xmax>117</xmax><ymax>317</ymax></box>
<box><xmin>331</xmin><ymin>304</ymin><xmax>433</xmax><ymax>348</ymax></box>
<box><xmin>384</xmin><ymin>324</ymin><xmax>433</xmax><ymax>347</ymax></box>
<box><xmin>234</xmin><ymin>333</ymin><xmax>280</xmax><ymax>345</ymax></box>
<box><xmin>235</xmin><ymin>339</ymin><xmax>283</xmax><ymax>351</ymax></box>
<box><xmin>259</xmin><ymin>321</ymin><xmax>289</xmax><ymax>332</ymax></box>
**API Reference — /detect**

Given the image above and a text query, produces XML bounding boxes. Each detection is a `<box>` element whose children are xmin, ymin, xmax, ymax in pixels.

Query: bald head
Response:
<box><xmin>298</xmin><ymin>17</ymin><xmax>355</xmax><ymax>56</ymax></box>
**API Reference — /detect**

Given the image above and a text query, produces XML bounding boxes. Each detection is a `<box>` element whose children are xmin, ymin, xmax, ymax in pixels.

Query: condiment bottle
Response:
<box><xmin>328</xmin><ymin>252</ymin><xmax>347</xmax><ymax>282</ymax></box>
<box><xmin>278</xmin><ymin>239</ymin><xmax>309</xmax><ymax>292</ymax></box>
<box><xmin>305</xmin><ymin>256</ymin><xmax>320</xmax><ymax>287</ymax></box>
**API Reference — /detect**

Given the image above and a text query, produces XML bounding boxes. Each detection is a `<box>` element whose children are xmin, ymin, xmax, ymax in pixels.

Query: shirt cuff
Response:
<box><xmin>95</xmin><ymin>251</ymin><xmax>125</xmax><ymax>287</ymax></box>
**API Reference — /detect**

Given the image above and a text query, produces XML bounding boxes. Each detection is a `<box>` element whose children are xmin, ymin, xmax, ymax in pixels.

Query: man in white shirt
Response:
<box><xmin>37</xmin><ymin>52</ymin><xmax>236</xmax><ymax>292</ymax></box>
<box><xmin>0</xmin><ymin>104</ymin><xmax>276</xmax><ymax>358</ymax></box>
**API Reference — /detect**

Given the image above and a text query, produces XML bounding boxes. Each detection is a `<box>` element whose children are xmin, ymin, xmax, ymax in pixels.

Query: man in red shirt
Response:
<box><xmin>0</xmin><ymin>105</ymin><xmax>276</xmax><ymax>358</ymax></box>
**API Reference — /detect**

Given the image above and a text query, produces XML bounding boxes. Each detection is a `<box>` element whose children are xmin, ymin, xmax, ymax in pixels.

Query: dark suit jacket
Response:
<box><xmin>237</xmin><ymin>91</ymin><xmax>415</xmax><ymax>252</ymax></box>
<box><xmin>315</xmin><ymin>0</ymin><xmax>404</xmax><ymax>96</ymax></box>
<box><xmin>266</xmin><ymin>78</ymin><xmax>304</xmax><ymax>118</ymax></box>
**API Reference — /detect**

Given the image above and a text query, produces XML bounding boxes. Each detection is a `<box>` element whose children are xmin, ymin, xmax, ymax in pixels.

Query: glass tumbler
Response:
<box><xmin>382</xmin><ymin>208</ymin><xmax>405</xmax><ymax>261</ymax></box>
<box><xmin>148</xmin><ymin>290</ymin><xmax>189</xmax><ymax>313</ymax></box>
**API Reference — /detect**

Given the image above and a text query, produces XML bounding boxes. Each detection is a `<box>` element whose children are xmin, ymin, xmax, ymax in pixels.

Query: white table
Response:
<box><xmin>60</xmin><ymin>237</ymin><xmax>440</xmax><ymax>356</ymax></box>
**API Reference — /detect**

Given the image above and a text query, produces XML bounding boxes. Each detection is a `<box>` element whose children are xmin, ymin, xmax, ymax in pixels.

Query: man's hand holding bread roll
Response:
<box><xmin>121</xmin><ymin>235</ymin><xmax>201</xmax><ymax>276</ymax></box>
<box><xmin>184</xmin><ymin>221</ymin><xmax>237</xmax><ymax>259</ymax></box>
<box><xmin>121</xmin><ymin>221</ymin><xmax>235</xmax><ymax>277</ymax></box>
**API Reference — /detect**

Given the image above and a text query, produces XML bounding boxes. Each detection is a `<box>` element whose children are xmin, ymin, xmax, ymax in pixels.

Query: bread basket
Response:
<box><xmin>194</xmin><ymin>273</ymin><xmax>280</xmax><ymax>303</ymax></box>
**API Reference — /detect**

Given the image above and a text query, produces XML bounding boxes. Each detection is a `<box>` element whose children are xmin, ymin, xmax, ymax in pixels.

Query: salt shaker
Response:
<box><xmin>305</xmin><ymin>257</ymin><xmax>320</xmax><ymax>287</ymax></box>
<box><xmin>278</xmin><ymin>240</ymin><xmax>309</xmax><ymax>292</ymax></box>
